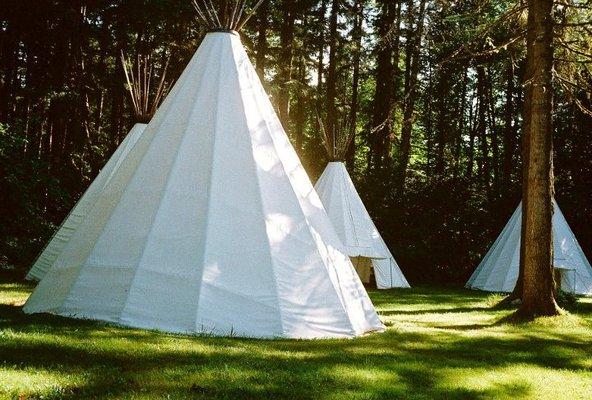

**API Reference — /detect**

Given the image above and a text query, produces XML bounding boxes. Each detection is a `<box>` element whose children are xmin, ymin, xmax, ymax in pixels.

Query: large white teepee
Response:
<box><xmin>315</xmin><ymin>162</ymin><xmax>410</xmax><ymax>289</ymax></box>
<box><xmin>24</xmin><ymin>30</ymin><xmax>384</xmax><ymax>339</ymax></box>
<box><xmin>466</xmin><ymin>200</ymin><xmax>592</xmax><ymax>295</ymax></box>
<box><xmin>26</xmin><ymin>123</ymin><xmax>147</xmax><ymax>281</ymax></box>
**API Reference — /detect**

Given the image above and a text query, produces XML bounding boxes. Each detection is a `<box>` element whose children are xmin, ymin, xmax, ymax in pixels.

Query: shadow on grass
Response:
<box><xmin>433</xmin><ymin>323</ymin><xmax>495</xmax><ymax>331</ymax></box>
<box><xmin>379</xmin><ymin>306</ymin><xmax>495</xmax><ymax>316</ymax></box>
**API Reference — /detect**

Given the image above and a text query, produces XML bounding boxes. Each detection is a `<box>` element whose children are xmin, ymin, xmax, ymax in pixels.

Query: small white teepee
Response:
<box><xmin>466</xmin><ymin>200</ymin><xmax>592</xmax><ymax>295</ymax></box>
<box><xmin>313</xmin><ymin>114</ymin><xmax>409</xmax><ymax>289</ymax></box>
<box><xmin>24</xmin><ymin>2</ymin><xmax>384</xmax><ymax>339</ymax></box>
<box><xmin>26</xmin><ymin>123</ymin><xmax>147</xmax><ymax>281</ymax></box>
<box><xmin>26</xmin><ymin>52</ymin><xmax>170</xmax><ymax>282</ymax></box>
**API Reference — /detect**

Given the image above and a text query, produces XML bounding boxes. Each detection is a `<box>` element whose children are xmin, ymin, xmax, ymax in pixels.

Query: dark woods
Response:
<box><xmin>1</xmin><ymin>0</ymin><xmax>591</xmax><ymax>284</ymax></box>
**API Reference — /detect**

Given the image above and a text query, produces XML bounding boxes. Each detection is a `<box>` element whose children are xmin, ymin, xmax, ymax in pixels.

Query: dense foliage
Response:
<box><xmin>1</xmin><ymin>0</ymin><xmax>591</xmax><ymax>284</ymax></box>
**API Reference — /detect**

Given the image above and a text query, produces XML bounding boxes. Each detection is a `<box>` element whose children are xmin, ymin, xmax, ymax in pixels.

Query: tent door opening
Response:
<box><xmin>352</xmin><ymin>256</ymin><xmax>374</xmax><ymax>284</ymax></box>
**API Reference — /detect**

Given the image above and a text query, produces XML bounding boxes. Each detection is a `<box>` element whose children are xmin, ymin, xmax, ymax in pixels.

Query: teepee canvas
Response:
<box><xmin>26</xmin><ymin>53</ymin><xmax>170</xmax><ymax>282</ymax></box>
<box><xmin>313</xmin><ymin>117</ymin><xmax>409</xmax><ymax>289</ymax></box>
<box><xmin>26</xmin><ymin>123</ymin><xmax>147</xmax><ymax>281</ymax></box>
<box><xmin>466</xmin><ymin>200</ymin><xmax>592</xmax><ymax>295</ymax></box>
<box><xmin>24</xmin><ymin>1</ymin><xmax>384</xmax><ymax>339</ymax></box>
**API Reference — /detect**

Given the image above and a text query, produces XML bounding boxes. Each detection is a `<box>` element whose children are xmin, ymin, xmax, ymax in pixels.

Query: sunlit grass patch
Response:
<box><xmin>484</xmin><ymin>293</ymin><xmax>506</xmax><ymax>307</ymax></box>
<box><xmin>459</xmin><ymin>364</ymin><xmax>592</xmax><ymax>399</ymax></box>
<box><xmin>0</xmin><ymin>367</ymin><xmax>89</xmax><ymax>399</ymax></box>
<box><xmin>0</xmin><ymin>283</ymin><xmax>33</xmax><ymax>306</ymax></box>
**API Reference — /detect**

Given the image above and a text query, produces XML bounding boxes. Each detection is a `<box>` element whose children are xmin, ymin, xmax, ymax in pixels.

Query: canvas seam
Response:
<box><xmin>193</xmin><ymin>34</ymin><xmax>229</xmax><ymax>333</ymax></box>
<box><xmin>115</xmin><ymin>42</ymin><xmax>217</xmax><ymax>325</ymax></box>
<box><xmin>228</xmin><ymin>36</ymin><xmax>286</xmax><ymax>336</ymax></box>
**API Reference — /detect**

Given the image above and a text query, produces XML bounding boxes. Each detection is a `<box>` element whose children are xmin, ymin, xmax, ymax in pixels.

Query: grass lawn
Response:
<box><xmin>1</xmin><ymin>283</ymin><xmax>591</xmax><ymax>399</ymax></box>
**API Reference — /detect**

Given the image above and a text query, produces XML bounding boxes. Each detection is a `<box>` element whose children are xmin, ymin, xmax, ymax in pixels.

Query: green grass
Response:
<box><xmin>1</xmin><ymin>283</ymin><xmax>592</xmax><ymax>400</ymax></box>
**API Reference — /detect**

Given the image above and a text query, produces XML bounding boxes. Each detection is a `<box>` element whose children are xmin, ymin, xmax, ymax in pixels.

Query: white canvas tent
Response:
<box><xmin>26</xmin><ymin>123</ymin><xmax>147</xmax><ymax>281</ymax></box>
<box><xmin>315</xmin><ymin>166</ymin><xmax>409</xmax><ymax>289</ymax></box>
<box><xmin>24</xmin><ymin>8</ymin><xmax>384</xmax><ymax>338</ymax></box>
<box><xmin>315</xmin><ymin>162</ymin><xmax>410</xmax><ymax>289</ymax></box>
<box><xmin>466</xmin><ymin>200</ymin><xmax>592</xmax><ymax>295</ymax></box>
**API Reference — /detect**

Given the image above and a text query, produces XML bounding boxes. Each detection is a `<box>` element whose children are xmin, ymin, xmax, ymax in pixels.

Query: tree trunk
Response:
<box><xmin>277</xmin><ymin>1</ymin><xmax>296</xmax><ymax>126</ymax></box>
<box><xmin>347</xmin><ymin>0</ymin><xmax>364</xmax><ymax>167</ymax></box>
<box><xmin>294</xmin><ymin>55</ymin><xmax>307</xmax><ymax>152</ymax></box>
<box><xmin>316</xmin><ymin>0</ymin><xmax>327</xmax><ymax>99</ymax></box>
<box><xmin>0</xmin><ymin>14</ymin><xmax>20</xmax><ymax>125</ymax></box>
<box><xmin>255</xmin><ymin>0</ymin><xmax>269</xmax><ymax>80</ymax></box>
<box><xmin>453</xmin><ymin>68</ymin><xmax>469</xmax><ymax>179</ymax></box>
<box><xmin>487</xmin><ymin>67</ymin><xmax>500</xmax><ymax>197</ymax></box>
<box><xmin>517</xmin><ymin>0</ymin><xmax>561</xmax><ymax>318</ymax></box>
<box><xmin>502</xmin><ymin>57</ymin><xmax>516</xmax><ymax>187</ymax></box>
<box><xmin>110</xmin><ymin>21</ymin><xmax>125</xmax><ymax>150</ymax></box>
<box><xmin>369</xmin><ymin>0</ymin><xmax>397</xmax><ymax>170</ymax></box>
<box><xmin>434</xmin><ymin>67</ymin><xmax>451</xmax><ymax>177</ymax></box>
<box><xmin>395</xmin><ymin>0</ymin><xmax>426</xmax><ymax>191</ymax></box>
<box><xmin>476</xmin><ymin>65</ymin><xmax>490</xmax><ymax>192</ymax></box>
<box><xmin>507</xmin><ymin>47</ymin><xmax>533</xmax><ymax>304</ymax></box>
<box><xmin>325</xmin><ymin>0</ymin><xmax>339</xmax><ymax>137</ymax></box>
<box><xmin>466</xmin><ymin>92</ymin><xmax>476</xmax><ymax>180</ymax></box>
